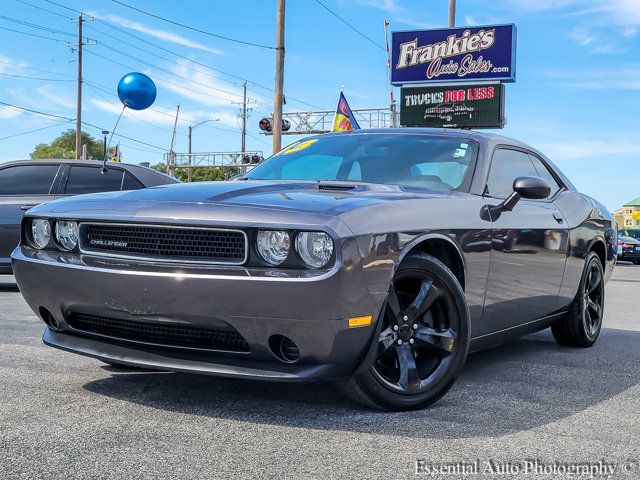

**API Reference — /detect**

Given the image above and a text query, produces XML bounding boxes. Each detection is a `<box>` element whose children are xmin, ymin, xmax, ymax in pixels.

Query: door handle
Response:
<box><xmin>553</xmin><ymin>214</ymin><xmax>564</xmax><ymax>224</ymax></box>
<box><xmin>20</xmin><ymin>205</ymin><xmax>35</xmax><ymax>211</ymax></box>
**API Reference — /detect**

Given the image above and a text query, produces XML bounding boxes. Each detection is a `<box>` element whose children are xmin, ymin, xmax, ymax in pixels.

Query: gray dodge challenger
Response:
<box><xmin>12</xmin><ymin>129</ymin><xmax>616</xmax><ymax>410</ymax></box>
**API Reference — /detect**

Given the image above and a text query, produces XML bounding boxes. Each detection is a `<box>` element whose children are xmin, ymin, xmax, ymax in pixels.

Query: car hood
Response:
<box><xmin>29</xmin><ymin>180</ymin><xmax>451</xmax><ymax>226</ymax></box>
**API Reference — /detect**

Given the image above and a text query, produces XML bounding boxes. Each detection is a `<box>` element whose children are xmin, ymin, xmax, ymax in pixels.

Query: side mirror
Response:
<box><xmin>483</xmin><ymin>176</ymin><xmax>550</xmax><ymax>220</ymax></box>
<box><xmin>513</xmin><ymin>176</ymin><xmax>550</xmax><ymax>200</ymax></box>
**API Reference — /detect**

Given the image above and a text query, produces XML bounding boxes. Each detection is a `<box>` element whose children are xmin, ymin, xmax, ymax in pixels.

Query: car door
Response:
<box><xmin>0</xmin><ymin>163</ymin><xmax>62</xmax><ymax>270</ymax></box>
<box><xmin>481</xmin><ymin>148</ymin><xmax>569</xmax><ymax>333</ymax></box>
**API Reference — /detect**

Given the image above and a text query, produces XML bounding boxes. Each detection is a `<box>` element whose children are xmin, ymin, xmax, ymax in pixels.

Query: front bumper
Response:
<box><xmin>13</xmin><ymin>245</ymin><xmax>386</xmax><ymax>381</ymax></box>
<box><xmin>619</xmin><ymin>251</ymin><xmax>640</xmax><ymax>262</ymax></box>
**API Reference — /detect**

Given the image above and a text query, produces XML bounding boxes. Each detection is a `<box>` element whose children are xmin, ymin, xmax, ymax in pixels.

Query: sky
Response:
<box><xmin>0</xmin><ymin>0</ymin><xmax>639</xmax><ymax>211</ymax></box>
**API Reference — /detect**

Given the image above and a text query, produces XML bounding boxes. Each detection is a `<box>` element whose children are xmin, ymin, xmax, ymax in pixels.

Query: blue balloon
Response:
<box><xmin>117</xmin><ymin>72</ymin><xmax>156</xmax><ymax>110</ymax></box>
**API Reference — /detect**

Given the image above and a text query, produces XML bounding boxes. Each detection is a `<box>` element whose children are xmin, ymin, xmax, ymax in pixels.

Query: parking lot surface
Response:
<box><xmin>1</xmin><ymin>265</ymin><xmax>639</xmax><ymax>479</ymax></box>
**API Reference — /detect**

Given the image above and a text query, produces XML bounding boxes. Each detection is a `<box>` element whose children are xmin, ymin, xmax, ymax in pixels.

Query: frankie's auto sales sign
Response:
<box><xmin>391</xmin><ymin>24</ymin><xmax>516</xmax><ymax>85</ymax></box>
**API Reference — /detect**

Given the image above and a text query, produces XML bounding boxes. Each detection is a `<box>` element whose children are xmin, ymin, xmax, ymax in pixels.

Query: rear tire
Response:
<box><xmin>337</xmin><ymin>253</ymin><xmax>470</xmax><ymax>411</ymax></box>
<box><xmin>551</xmin><ymin>251</ymin><xmax>604</xmax><ymax>347</ymax></box>
<box><xmin>633</xmin><ymin>260</ymin><xmax>640</xmax><ymax>265</ymax></box>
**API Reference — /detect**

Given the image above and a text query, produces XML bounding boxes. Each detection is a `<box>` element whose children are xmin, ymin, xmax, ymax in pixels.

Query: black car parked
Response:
<box><xmin>0</xmin><ymin>160</ymin><xmax>177</xmax><ymax>273</ymax></box>
<box><xmin>617</xmin><ymin>235</ymin><xmax>640</xmax><ymax>264</ymax></box>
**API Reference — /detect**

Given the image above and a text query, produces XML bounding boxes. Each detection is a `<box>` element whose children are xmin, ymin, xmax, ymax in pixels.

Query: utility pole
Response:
<box><xmin>448</xmin><ymin>0</ymin><xmax>456</xmax><ymax>27</ymax></box>
<box><xmin>168</xmin><ymin>104</ymin><xmax>180</xmax><ymax>177</ymax></box>
<box><xmin>75</xmin><ymin>15</ymin><xmax>83</xmax><ymax>159</ymax></box>
<box><xmin>187</xmin><ymin>125</ymin><xmax>192</xmax><ymax>182</ymax></box>
<box><xmin>272</xmin><ymin>0</ymin><xmax>286</xmax><ymax>154</ymax></box>
<box><xmin>241</xmin><ymin>81</ymin><xmax>247</xmax><ymax>155</ymax></box>
<box><xmin>72</xmin><ymin>15</ymin><xmax>95</xmax><ymax>159</ymax></box>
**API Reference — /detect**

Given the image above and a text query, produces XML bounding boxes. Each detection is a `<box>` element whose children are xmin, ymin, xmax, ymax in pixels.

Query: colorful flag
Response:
<box><xmin>112</xmin><ymin>144</ymin><xmax>121</xmax><ymax>163</ymax></box>
<box><xmin>331</xmin><ymin>92</ymin><xmax>360</xmax><ymax>132</ymax></box>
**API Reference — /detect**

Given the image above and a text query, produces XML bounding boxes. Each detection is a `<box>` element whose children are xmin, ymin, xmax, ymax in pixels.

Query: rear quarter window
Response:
<box><xmin>64</xmin><ymin>166</ymin><xmax>124</xmax><ymax>194</ymax></box>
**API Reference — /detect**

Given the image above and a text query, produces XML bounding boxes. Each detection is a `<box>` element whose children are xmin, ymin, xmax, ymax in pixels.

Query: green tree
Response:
<box><xmin>31</xmin><ymin>129</ymin><xmax>106</xmax><ymax>160</ymax></box>
<box><xmin>151</xmin><ymin>163</ymin><xmax>239</xmax><ymax>182</ymax></box>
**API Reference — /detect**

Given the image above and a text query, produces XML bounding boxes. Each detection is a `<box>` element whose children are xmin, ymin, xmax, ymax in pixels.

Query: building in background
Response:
<box><xmin>614</xmin><ymin>197</ymin><xmax>640</xmax><ymax>229</ymax></box>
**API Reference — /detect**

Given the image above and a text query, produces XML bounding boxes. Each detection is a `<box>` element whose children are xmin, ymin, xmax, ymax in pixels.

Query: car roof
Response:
<box><xmin>1</xmin><ymin>159</ymin><xmax>139</xmax><ymax>168</ymax></box>
<box><xmin>0</xmin><ymin>159</ymin><xmax>179</xmax><ymax>186</ymax></box>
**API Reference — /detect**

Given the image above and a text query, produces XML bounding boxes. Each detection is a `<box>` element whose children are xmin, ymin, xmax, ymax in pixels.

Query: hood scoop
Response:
<box><xmin>317</xmin><ymin>182</ymin><xmax>360</xmax><ymax>192</ymax></box>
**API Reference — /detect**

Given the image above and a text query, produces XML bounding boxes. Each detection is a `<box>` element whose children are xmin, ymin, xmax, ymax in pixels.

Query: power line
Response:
<box><xmin>0</xmin><ymin>58</ymin><xmax>75</xmax><ymax>78</ymax></box>
<box><xmin>0</xmin><ymin>13</ymin><xmax>75</xmax><ymax>37</ymax></box>
<box><xmin>313</xmin><ymin>0</ymin><xmax>385</xmax><ymax>51</ymax></box>
<box><xmin>14</xmin><ymin>0</ymin><xmax>72</xmax><ymax>19</ymax></box>
<box><xmin>111</xmin><ymin>0</ymin><xmax>276</xmax><ymax>50</ymax></box>
<box><xmin>86</xmin><ymin>23</ymin><xmax>262</xmax><ymax>98</ymax></box>
<box><xmin>0</xmin><ymin>120</ymin><xmax>73</xmax><ymax>141</ymax></box>
<box><xmin>0</xmin><ymin>100</ymin><xmax>73</xmax><ymax>120</ymax></box>
<box><xmin>96</xmin><ymin>40</ymin><xmax>249</xmax><ymax>101</ymax></box>
<box><xmin>39</xmin><ymin>0</ymin><xmax>323</xmax><ymax>111</ymax></box>
<box><xmin>0</xmin><ymin>25</ymin><xmax>69</xmax><ymax>43</ymax></box>
<box><xmin>0</xmin><ymin>72</ymin><xmax>74</xmax><ymax>82</ymax></box>
<box><xmin>0</xmin><ymin>100</ymin><xmax>170</xmax><ymax>152</ymax></box>
<box><xmin>84</xmin><ymin>49</ymin><xmax>239</xmax><ymax>105</ymax></box>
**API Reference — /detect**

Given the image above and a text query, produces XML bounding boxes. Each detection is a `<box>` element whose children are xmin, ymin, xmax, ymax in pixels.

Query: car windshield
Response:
<box><xmin>619</xmin><ymin>229</ymin><xmax>640</xmax><ymax>240</ymax></box>
<box><xmin>245</xmin><ymin>134</ymin><xmax>478</xmax><ymax>191</ymax></box>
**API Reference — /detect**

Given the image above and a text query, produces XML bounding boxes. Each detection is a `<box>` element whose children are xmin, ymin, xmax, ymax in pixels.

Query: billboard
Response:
<box><xmin>400</xmin><ymin>83</ymin><xmax>505</xmax><ymax>129</ymax></box>
<box><xmin>391</xmin><ymin>24</ymin><xmax>516</xmax><ymax>85</ymax></box>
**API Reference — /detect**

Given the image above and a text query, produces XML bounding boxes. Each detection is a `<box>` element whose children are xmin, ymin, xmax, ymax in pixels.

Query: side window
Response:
<box><xmin>122</xmin><ymin>172</ymin><xmax>143</xmax><ymax>191</ymax></box>
<box><xmin>64</xmin><ymin>166</ymin><xmax>124</xmax><ymax>195</ymax></box>
<box><xmin>528</xmin><ymin>154</ymin><xmax>561</xmax><ymax>198</ymax></box>
<box><xmin>0</xmin><ymin>165</ymin><xmax>59</xmax><ymax>196</ymax></box>
<box><xmin>485</xmin><ymin>149</ymin><xmax>538</xmax><ymax>199</ymax></box>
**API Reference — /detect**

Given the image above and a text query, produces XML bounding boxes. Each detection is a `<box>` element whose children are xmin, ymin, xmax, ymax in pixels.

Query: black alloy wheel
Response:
<box><xmin>552</xmin><ymin>251</ymin><xmax>605</xmax><ymax>347</ymax></box>
<box><xmin>372</xmin><ymin>268</ymin><xmax>459</xmax><ymax>395</ymax></box>
<box><xmin>582</xmin><ymin>260</ymin><xmax>604</xmax><ymax>338</ymax></box>
<box><xmin>337</xmin><ymin>253</ymin><xmax>470</xmax><ymax>411</ymax></box>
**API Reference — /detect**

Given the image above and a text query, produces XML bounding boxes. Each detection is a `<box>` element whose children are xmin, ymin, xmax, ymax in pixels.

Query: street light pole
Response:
<box><xmin>187</xmin><ymin>118</ymin><xmax>219</xmax><ymax>182</ymax></box>
<box><xmin>448</xmin><ymin>0</ymin><xmax>456</xmax><ymax>27</ymax></box>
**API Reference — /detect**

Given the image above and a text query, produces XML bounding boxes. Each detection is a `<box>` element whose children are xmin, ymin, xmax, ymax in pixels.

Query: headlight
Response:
<box><xmin>296</xmin><ymin>232</ymin><xmax>334</xmax><ymax>269</ymax></box>
<box><xmin>31</xmin><ymin>219</ymin><xmax>51</xmax><ymax>249</ymax></box>
<box><xmin>55</xmin><ymin>220</ymin><xmax>79</xmax><ymax>251</ymax></box>
<box><xmin>256</xmin><ymin>230</ymin><xmax>290</xmax><ymax>265</ymax></box>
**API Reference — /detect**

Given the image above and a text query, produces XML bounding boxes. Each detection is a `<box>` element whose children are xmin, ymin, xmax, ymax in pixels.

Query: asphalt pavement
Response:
<box><xmin>0</xmin><ymin>265</ymin><xmax>639</xmax><ymax>479</ymax></box>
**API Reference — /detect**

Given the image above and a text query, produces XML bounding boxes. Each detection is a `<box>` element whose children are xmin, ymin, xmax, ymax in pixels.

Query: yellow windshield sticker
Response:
<box><xmin>279</xmin><ymin>139</ymin><xmax>318</xmax><ymax>155</ymax></box>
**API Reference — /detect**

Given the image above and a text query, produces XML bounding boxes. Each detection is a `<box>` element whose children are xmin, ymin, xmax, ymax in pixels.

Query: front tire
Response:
<box><xmin>551</xmin><ymin>251</ymin><xmax>604</xmax><ymax>347</ymax></box>
<box><xmin>338</xmin><ymin>253</ymin><xmax>470</xmax><ymax>411</ymax></box>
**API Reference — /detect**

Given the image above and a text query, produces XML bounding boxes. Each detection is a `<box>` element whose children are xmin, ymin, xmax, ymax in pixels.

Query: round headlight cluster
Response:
<box><xmin>255</xmin><ymin>230</ymin><xmax>334</xmax><ymax>268</ymax></box>
<box><xmin>31</xmin><ymin>219</ymin><xmax>51</xmax><ymax>249</ymax></box>
<box><xmin>256</xmin><ymin>230</ymin><xmax>290</xmax><ymax>265</ymax></box>
<box><xmin>55</xmin><ymin>220</ymin><xmax>79</xmax><ymax>251</ymax></box>
<box><xmin>296</xmin><ymin>232</ymin><xmax>334</xmax><ymax>269</ymax></box>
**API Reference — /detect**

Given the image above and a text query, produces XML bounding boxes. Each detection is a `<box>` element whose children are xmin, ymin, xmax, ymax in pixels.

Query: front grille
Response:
<box><xmin>80</xmin><ymin>223</ymin><xmax>247</xmax><ymax>265</ymax></box>
<box><xmin>67</xmin><ymin>313</ymin><xmax>250</xmax><ymax>352</ymax></box>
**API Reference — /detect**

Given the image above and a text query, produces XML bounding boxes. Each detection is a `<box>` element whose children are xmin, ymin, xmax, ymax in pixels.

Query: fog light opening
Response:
<box><xmin>269</xmin><ymin>334</ymin><xmax>300</xmax><ymax>363</ymax></box>
<box><xmin>39</xmin><ymin>307</ymin><xmax>60</xmax><ymax>331</ymax></box>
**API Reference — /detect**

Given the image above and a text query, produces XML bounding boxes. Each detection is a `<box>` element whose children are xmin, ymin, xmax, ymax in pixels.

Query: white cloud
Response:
<box><xmin>0</xmin><ymin>105</ymin><xmax>23</xmax><ymax>120</ymax></box>
<box><xmin>89</xmin><ymin>12</ymin><xmax>223</xmax><ymax>55</ymax></box>
<box><xmin>36</xmin><ymin>85</ymin><xmax>75</xmax><ymax>110</ymax></box>
<box><xmin>551</xmin><ymin>67</ymin><xmax>640</xmax><ymax>90</ymax></box>
<box><xmin>90</xmin><ymin>98</ymin><xmax>239</xmax><ymax>130</ymax></box>
<box><xmin>537</xmin><ymin>140</ymin><xmax>640</xmax><ymax>161</ymax></box>
<box><xmin>345</xmin><ymin>0</ymin><xmax>400</xmax><ymax>13</ymax></box>
<box><xmin>569</xmin><ymin>26</ymin><xmax>596</xmax><ymax>46</ymax></box>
